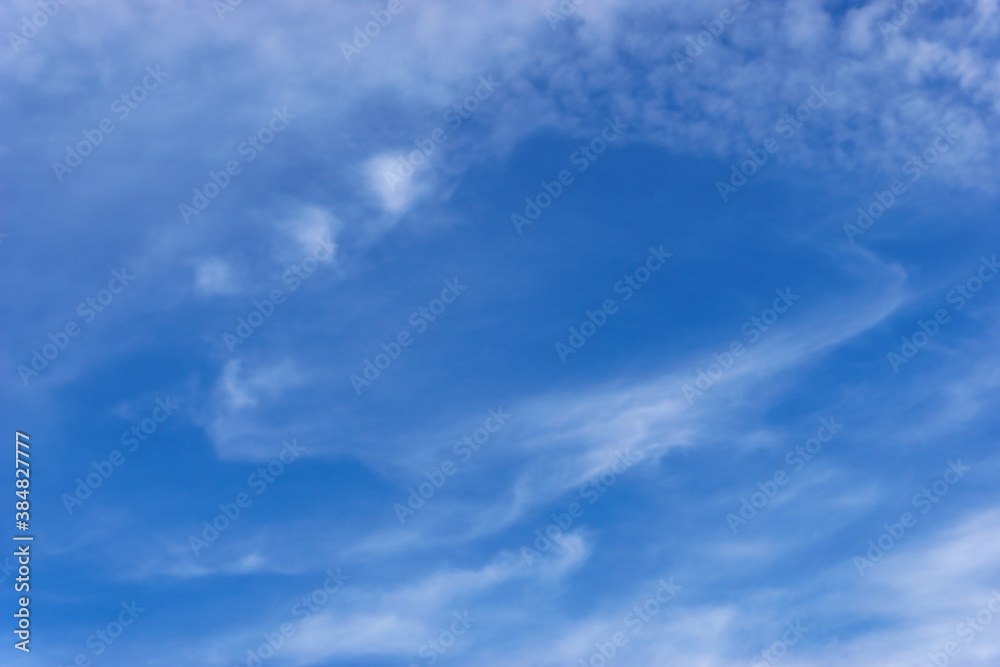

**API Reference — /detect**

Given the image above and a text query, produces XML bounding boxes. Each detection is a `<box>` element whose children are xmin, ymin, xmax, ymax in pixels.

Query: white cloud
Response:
<box><xmin>281</xmin><ymin>205</ymin><xmax>341</xmax><ymax>261</ymax></box>
<box><xmin>363</xmin><ymin>151</ymin><xmax>434</xmax><ymax>216</ymax></box>
<box><xmin>206</xmin><ymin>358</ymin><xmax>307</xmax><ymax>459</ymax></box>
<box><xmin>195</xmin><ymin>258</ymin><xmax>240</xmax><ymax>296</ymax></box>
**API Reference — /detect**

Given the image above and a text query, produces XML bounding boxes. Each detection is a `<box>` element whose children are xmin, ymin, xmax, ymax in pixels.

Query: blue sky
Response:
<box><xmin>3</xmin><ymin>0</ymin><xmax>1000</xmax><ymax>665</ymax></box>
